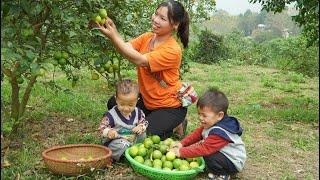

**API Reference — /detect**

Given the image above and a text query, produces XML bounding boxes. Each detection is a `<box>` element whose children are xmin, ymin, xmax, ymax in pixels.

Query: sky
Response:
<box><xmin>215</xmin><ymin>0</ymin><xmax>262</xmax><ymax>15</ymax></box>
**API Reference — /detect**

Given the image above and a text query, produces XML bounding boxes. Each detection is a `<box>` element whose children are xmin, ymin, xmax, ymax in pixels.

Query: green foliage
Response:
<box><xmin>192</xmin><ymin>29</ymin><xmax>229</xmax><ymax>64</ymax></box>
<box><xmin>224</xmin><ymin>31</ymin><xmax>318</xmax><ymax>77</ymax></box>
<box><xmin>249</xmin><ymin>0</ymin><xmax>319</xmax><ymax>46</ymax></box>
<box><xmin>251</xmin><ymin>28</ymin><xmax>282</xmax><ymax>43</ymax></box>
<box><xmin>262</xmin><ymin>36</ymin><xmax>319</xmax><ymax>77</ymax></box>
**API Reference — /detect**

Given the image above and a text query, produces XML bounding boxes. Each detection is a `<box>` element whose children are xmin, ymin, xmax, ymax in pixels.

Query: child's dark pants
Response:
<box><xmin>204</xmin><ymin>151</ymin><xmax>238</xmax><ymax>175</ymax></box>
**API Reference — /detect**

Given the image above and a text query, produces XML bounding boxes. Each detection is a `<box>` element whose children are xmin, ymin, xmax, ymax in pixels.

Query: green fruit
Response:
<box><xmin>163</xmin><ymin>167</ymin><xmax>172</xmax><ymax>171</ymax></box>
<box><xmin>129</xmin><ymin>146</ymin><xmax>139</xmax><ymax>158</ymax></box>
<box><xmin>181</xmin><ymin>160</ymin><xmax>189</xmax><ymax>166</ymax></box>
<box><xmin>54</xmin><ymin>52</ymin><xmax>62</xmax><ymax>60</ymax></box>
<box><xmin>58</xmin><ymin>58</ymin><xmax>67</xmax><ymax>65</ymax></box>
<box><xmin>100</xmin><ymin>18</ymin><xmax>106</xmax><ymax>25</ymax></box>
<box><xmin>99</xmin><ymin>9</ymin><xmax>108</xmax><ymax>18</ymax></box>
<box><xmin>138</xmin><ymin>147</ymin><xmax>147</xmax><ymax>157</ymax></box>
<box><xmin>94</xmin><ymin>15</ymin><xmax>102</xmax><ymax>24</ymax></box>
<box><xmin>62</xmin><ymin>52</ymin><xmax>69</xmax><ymax>59</ymax></box>
<box><xmin>159</xmin><ymin>144</ymin><xmax>168</xmax><ymax>154</ymax></box>
<box><xmin>161</xmin><ymin>155</ymin><xmax>167</xmax><ymax>162</ymax></box>
<box><xmin>152</xmin><ymin>150</ymin><xmax>162</xmax><ymax>159</ymax></box>
<box><xmin>163</xmin><ymin>138</ymin><xmax>173</xmax><ymax>146</ymax></box>
<box><xmin>143</xmin><ymin>159</ymin><xmax>153</xmax><ymax>167</ymax></box>
<box><xmin>153</xmin><ymin>159</ymin><xmax>162</xmax><ymax>167</ymax></box>
<box><xmin>98</xmin><ymin>67</ymin><xmax>105</xmax><ymax>73</ymax></box>
<box><xmin>179</xmin><ymin>164</ymin><xmax>190</xmax><ymax>171</ymax></box>
<box><xmin>166</xmin><ymin>151</ymin><xmax>176</xmax><ymax>161</ymax></box>
<box><xmin>143</xmin><ymin>138</ymin><xmax>153</xmax><ymax>149</ymax></box>
<box><xmin>134</xmin><ymin>156</ymin><xmax>144</xmax><ymax>164</ymax></box>
<box><xmin>106</xmin><ymin>66</ymin><xmax>114</xmax><ymax>73</ymax></box>
<box><xmin>39</xmin><ymin>68</ymin><xmax>46</xmax><ymax>76</ymax></box>
<box><xmin>151</xmin><ymin>135</ymin><xmax>161</xmax><ymax>144</ymax></box>
<box><xmin>172</xmin><ymin>159</ymin><xmax>182</xmax><ymax>169</ymax></box>
<box><xmin>91</xmin><ymin>72</ymin><xmax>99</xmax><ymax>80</ymax></box>
<box><xmin>112</xmin><ymin>64</ymin><xmax>119</xmax><ymax>70</ymax></box>
<box><xmin>17</xmin><ymin>77</ymin><xmax>24</xmax><ymax>84</ymax></box>
<box><xmin>163</xmin><ymin>161</ymin><xmax>173</xmax><ymax>170</ymax></box>
<box><xmin>189</xmin><ymin>161</ymin><xmax>200</xmax><ymax>169</ymax></box>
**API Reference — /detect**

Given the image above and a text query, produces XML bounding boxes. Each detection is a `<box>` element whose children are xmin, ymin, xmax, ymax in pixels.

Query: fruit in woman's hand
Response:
<box><xmin>94</xmin><ymin>15</ymin><xmax>102</xmax><ymax>24</ymax></box>
<box><xmin>99</xmin><ymin>9</ymin><xmax>108</xmax><ymax>19</ymax></box>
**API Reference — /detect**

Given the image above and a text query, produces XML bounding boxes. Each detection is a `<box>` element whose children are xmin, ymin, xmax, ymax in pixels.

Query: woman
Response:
<box><xmin>94</xmin><ymin>0</ymin><xmax>190</xmax><ymax>139</ymax></box>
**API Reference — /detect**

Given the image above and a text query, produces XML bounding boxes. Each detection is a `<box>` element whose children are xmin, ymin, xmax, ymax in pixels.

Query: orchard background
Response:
<box><xmin>1</xmin><ymin>0</ymin><xmax>319</xmax><ymax>179</ymax></box>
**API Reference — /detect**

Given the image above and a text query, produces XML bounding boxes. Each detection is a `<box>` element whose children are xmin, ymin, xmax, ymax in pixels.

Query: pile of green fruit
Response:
<box><xmin>128</xmin><ymin>135</ymin><xmax>201</xmax><ymax>171</ymax></box>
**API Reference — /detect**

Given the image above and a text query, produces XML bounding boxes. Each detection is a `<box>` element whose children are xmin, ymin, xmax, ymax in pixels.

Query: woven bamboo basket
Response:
<box><xmin>42</xmin><ymin>144</ymin><xmax>112</xmax><ymax>176</ymax></box>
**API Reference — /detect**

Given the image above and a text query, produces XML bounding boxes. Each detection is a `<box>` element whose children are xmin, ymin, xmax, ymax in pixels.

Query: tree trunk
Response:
<box><xmin>10</xmin><ymin>77</ymin><xmax>20</xmax><ymax>121</ymax></box>
<box><xmin>19</xmin><ymin>76</ymin><xmax>37</xmax><ymax>116</ymax></box>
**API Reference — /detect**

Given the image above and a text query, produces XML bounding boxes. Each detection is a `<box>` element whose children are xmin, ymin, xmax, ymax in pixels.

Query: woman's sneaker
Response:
<box><xmin>208</xmin><ymin>173</ymin><xmax>230</xmax><ymax>180</ymax></box>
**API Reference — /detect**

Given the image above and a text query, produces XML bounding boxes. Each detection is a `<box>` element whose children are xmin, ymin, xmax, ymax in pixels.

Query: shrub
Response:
<box><xmin>192</xmin><ymin>29</ymin><xmax>229</xmax><ymax>64</ymax></box>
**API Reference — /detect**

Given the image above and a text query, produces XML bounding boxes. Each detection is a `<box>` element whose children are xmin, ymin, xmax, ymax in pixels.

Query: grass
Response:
<box><xmin>1</xmin><ymin>62</ymin><xmax>319</xmax><ymax>179</ymax></box>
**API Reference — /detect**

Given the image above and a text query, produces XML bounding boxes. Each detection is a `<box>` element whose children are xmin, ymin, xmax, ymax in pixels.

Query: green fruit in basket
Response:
<box><xmin>163</xmin><ymin>138</ymin><xmax>173</xmax><ymax>146</ymax></box>
<box><xmin>153</xmin><ymin>165</ymin><xmax>162</xmax><ymax>169</ymax></box>
<box><xmin>61</xmin><ymin>156</ymin><xmax>68</xmax><ymax>160</ymax></box>
<box><xmin>152</xmin><ymin>150</ymin><xmax>162</xmax><ymax>159</ymax></box>
<box><xmin>134</xmin><ymin>156</ymin><xmax>144</xmax><ymax>164</ymax></box>
<box><xmin>153</xmin><ymin>159</ymin><xmax>162</xmax><ymax>167</ymax></box>
<box><xmin>181</xmin><ymin>159</ymin><xmax>189</xmax><ymax>166</ymax></box>
<box><xmin>179</xmin><ymin>164</ymin><xmax>190</xmax><ymax>171</ymax></box>
<box><xmin>172</xmin><ymin>159</ymin><xmax>182</xmax><ymax>169</ymax></box>
<box><xmin>138</xmin><ymin>147</ymin><xmax>147</xmax><ymax>157</ymax></box>
<box><xmin>163</xmin><ymin>167</ymin><xmax>172</xmax><ymax>171</ymax></box>
<box><xmin>143</xmin><ymin>159</ymin><xmax>153</xmax><ymax>167</ymax></box>
<box><xmin>189</xmin><ymin>161</ymin><xmax>200</xmax><ymax>169</ymax></box>
<box><xmin>151</xmin><ymin>135</ymin><xmax>161</xmax><ymax>144</ymax></box>
<box><xmin>163</xmin><ymin>161</ymin><xmax>173</xmax><ymax>170</ymax></box>
<box><xmin>159</xmin><ymin>144</ymin><xmax>168</xmax><ymax>154</ymax></box>
<box><xmin>143</xmin><ymin>138</ymin><xmax>153</xmax><ymax>149</ymax></box>
<box><xmin>129</xmin><ymin>146</ymin><xmax>139</xmax><ymax>158</ymax></box>
<box><xmin>166</xmin><ymin>151</ymin><xmax>176</xmax><ymax>161</ymax></box>
<box><xmin>161</xmin><ymin>155</ymin><xmax>167</xmax><ymax>162</ymax></box>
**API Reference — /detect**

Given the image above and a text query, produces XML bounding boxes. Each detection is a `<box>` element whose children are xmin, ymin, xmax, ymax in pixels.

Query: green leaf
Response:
<box><xmin>26</xmin><ymin>50</ymin><xmax>36</xmax><ymax>61</ymax></box>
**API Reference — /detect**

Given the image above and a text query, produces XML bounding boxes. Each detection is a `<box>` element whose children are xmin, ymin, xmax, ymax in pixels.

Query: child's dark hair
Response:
<box><xmin>115</xmin><ymin>79</ymin><xmax>139</xmax><ymax>97</ymax></box>
<box><xmin>197</xmin><ymin>87</ymin><xmax>229</xmax><ymax>114</ymax></box>
<box><xmin>157</xmin><ymin>0</ymin><xmax>189</xmax><ymax>48</ymax></box>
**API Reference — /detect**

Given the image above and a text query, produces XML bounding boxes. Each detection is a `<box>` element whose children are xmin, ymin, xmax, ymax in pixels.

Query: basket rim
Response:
<box><xmin>125</xmin><ymin>144</ymin><xmax>205</xmax><ymax>175</ymax></box>
<box><xmin>42</xmin><ymin>144</ymin><xmax>112</xmax><ymax>163</ymax></box>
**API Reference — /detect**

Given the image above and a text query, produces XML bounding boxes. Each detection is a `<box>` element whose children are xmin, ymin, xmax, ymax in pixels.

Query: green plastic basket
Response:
<box><xmin>125</xmin><ymin>146</ymin><xmax>205</xmax><ymax>180</ymax></box>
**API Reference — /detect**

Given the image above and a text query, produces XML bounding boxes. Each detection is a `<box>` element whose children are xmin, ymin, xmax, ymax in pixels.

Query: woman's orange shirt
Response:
<box><xmin>130</xmin><ymin>32</ymin><xmax>183</xmax><ymax>110</ymax></box>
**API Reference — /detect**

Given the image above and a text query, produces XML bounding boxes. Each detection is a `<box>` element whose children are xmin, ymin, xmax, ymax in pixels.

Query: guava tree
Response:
<box><xmin>1</xmin><ymin>0</ymin><xmax>156</xmax><ymax>135</ymax></box>
<box><xmin>1</xmin><ymin>0</ymin><xmax>216</xmax><ymax>135</ymax></box>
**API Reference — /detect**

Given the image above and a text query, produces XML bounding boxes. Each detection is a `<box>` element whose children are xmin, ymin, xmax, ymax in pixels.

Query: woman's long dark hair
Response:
<box><xmin>157</xmin><ymin>0</ymin><xmax>190</xmax><ymax>48</ymax></box>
